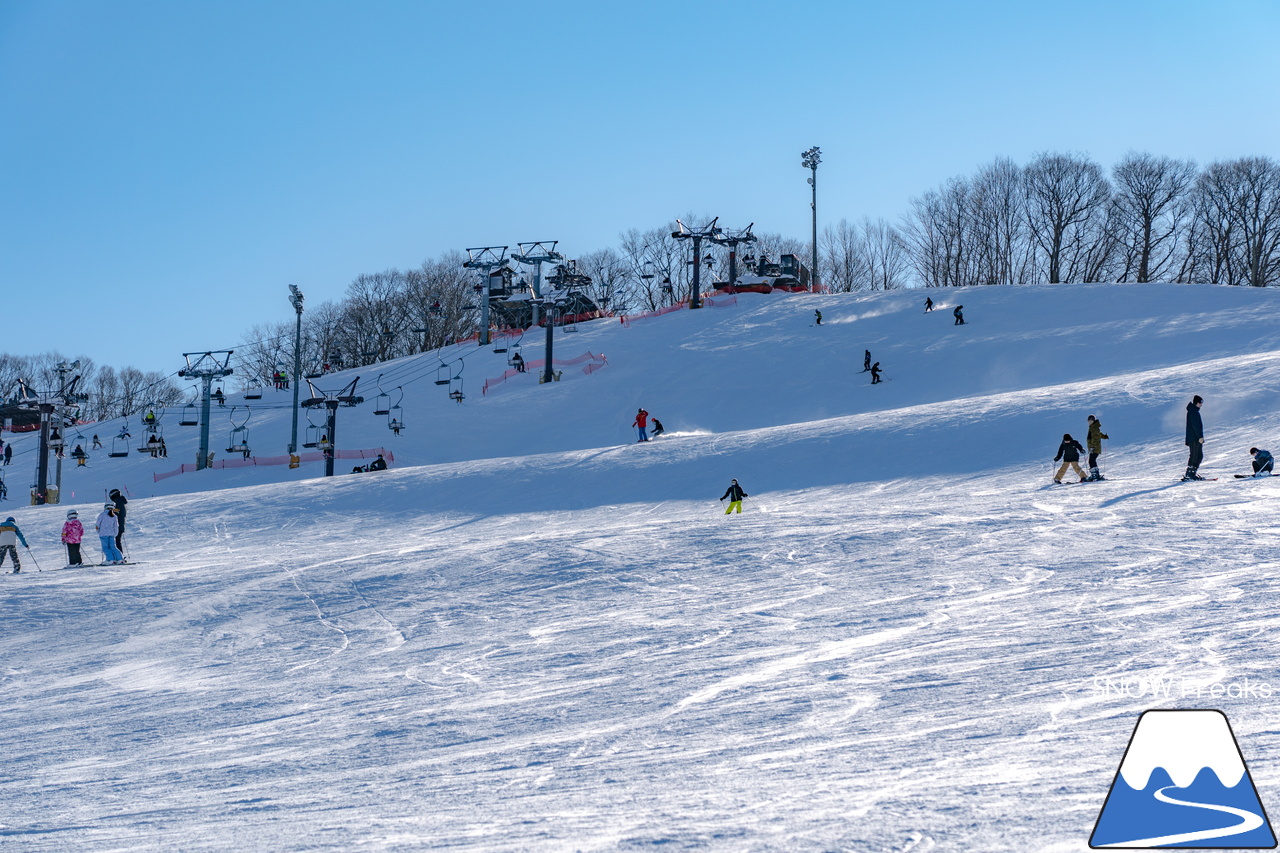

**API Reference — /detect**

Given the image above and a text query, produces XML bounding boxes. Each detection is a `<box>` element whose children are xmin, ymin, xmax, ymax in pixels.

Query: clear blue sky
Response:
<box><xmin>2</xmin><ymin>0</ymin><xmax>1278</xmax><ymax>376</ymax></box>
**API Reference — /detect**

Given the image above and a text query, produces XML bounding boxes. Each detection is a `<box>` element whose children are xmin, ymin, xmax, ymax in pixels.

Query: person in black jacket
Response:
<box><xmin>109</xmin><ymin>488</ymin><xmax>128</xmax><ymax>552</ymax></box>
<box><xmin>870</xmin><ymin>362</ymin><xmax>882</xmax><ymax>384</ymax></box>
<box><xmin>720</xmin><ymin>478</ymin><xmax>748</xmax><ymax>514</ymax></box>
<box><xmin>953</xmin><ymin>305</ymin><xmax>965</xmax><ymax>325</ymax></box>
<box><xmin>1053</xmin><ymin>434</ymin><xmax>1087</xmax><ymax>483</ymax></box>
<box><xmin>1182</xmin><ymin>395</ymin><xmax>1205</xmax><ymax>480</ymax></box>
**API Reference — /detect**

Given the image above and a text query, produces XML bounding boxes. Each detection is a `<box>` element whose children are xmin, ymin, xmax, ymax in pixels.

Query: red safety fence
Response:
<box><xmin>154</xmin><ymin>448</ymin><xmax>395</xmax><ymax>482</ymax></box>
<box><xmin>619</xmin><ymin>295</ymin><xmax>737</xmax><ymax>327</ymax></box>
<box><xmin>482</xmin><ymin>352</ymin><xmax>608</xmax><ymax>395</ymax></box>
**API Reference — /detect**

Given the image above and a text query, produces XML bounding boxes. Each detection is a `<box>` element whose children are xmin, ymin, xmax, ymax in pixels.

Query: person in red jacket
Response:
<box><xmin>632</xmin><ymin>408</ymin><xmax>650</xmax><ymax>442</ymax></box>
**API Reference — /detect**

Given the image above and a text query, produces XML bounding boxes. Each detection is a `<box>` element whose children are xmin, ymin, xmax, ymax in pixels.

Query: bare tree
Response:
<box><xmin>1190</xmin><ymin>157</ymin><xmax>1280</xmax><ymax>286</ymax></box>
<box><xmin>575</xmin><ymin>248</ymin><xmax>631</xmax><ymax>314</ymax></box>
<box><xmin>1111</xmin><ymin>152</ymin><xmax>1197</xmax><ymax>282</ymax></box>
<box><xmin>1023</xmin><ymin>152</ymin><xmax>1112</xmax><ymax>283</ymax></box>
<box><xmin>968</xmin><ymin>158</ymin><xmax>1030</xmax><ymax>286</ymax></box>
<box><xmin>903</xmin><ymin>178</ymin><xmax>972</xmax><ymax>287</ymax></box>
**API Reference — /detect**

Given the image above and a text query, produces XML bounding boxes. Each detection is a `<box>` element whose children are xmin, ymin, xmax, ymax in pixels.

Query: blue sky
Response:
<box><xmin>2</xmin><ymin>0</ymin><xmax>1278</xmax><ymax>376</ymax></box>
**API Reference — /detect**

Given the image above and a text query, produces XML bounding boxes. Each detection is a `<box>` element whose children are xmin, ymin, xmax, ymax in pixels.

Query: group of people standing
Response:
<box><xmin>0</xmin><ymin>488</ymin><xmax>128</xmax><ymax>573</ymax></box>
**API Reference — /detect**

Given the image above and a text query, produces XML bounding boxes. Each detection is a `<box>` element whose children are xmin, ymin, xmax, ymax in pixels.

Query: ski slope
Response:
<box><xmin>4</xmin><ymin>282</ymin><xmax>1280</xmax><ymax>851</ymax></box>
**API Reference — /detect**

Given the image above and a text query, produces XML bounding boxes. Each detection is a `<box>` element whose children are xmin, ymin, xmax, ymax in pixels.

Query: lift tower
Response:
<box><xmin>301</xmin><ymin>376</ymin><xmax>363</xmax><ymax>477</ymax></box>
<box><xmin>463</xmin><ymin>246</ymin><xmax>508</xmax><ymax>346</ymax></box>
<box><xmin>672</xmin><ymin>218</ymin><xmax>722</xmax><ymax>309</ymax></box>
<box><xmin>16</xmin><ymin>363</ymin><xmax>83</xmax><ymax>505</ymax></box>
<box><xmin>511</xmin><ymin>241</ymin><xmax>564</xmax><ymax>327</ymax></box>
<box><xmin>178</xmin><ymin>351</ymin><xmax>234</xmax><ymax>470</ymax></box>
<box><xmin>710</xmin><ymin>223</ymin><xmax>758</xmax><ymax>288</ymax></box>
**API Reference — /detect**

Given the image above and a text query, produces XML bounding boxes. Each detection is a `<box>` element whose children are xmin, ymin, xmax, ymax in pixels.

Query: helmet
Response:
<box><xmin>104</xmin><ymin>503</ymin><xmax>114</xmax><ymax>510</ymax></box>
<box><xmin>66</xmin><ymin>510</ymin><xmax>77</xmax><ymax>519</ymax></box>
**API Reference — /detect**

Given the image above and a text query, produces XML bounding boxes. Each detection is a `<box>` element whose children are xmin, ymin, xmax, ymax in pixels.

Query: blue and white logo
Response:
<box><xmin>1091</xmin><ymin>710</ymin><xmax>1276</xmax><ymax>848</ymax></box>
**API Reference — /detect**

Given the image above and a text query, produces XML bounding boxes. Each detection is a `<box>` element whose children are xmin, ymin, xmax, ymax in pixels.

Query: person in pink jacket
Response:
<box><xmin>62</xmin><ymin>509</ymin><xmax>85</xmax><ymax>567</ymax></box>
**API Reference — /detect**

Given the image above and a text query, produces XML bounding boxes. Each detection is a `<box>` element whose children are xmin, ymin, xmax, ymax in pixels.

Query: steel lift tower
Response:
<box><xmin>463</xmin><ymin>246</ymin><xmax>508</xmax><ymax>346</ymax></box>
<box><xmin>672</xmin><ymin>218</ymin><xmax>722</xmax><ymax>309</ymax></box>
<box><xmin>511</xmin><ymin>241</ymin><xmax>564</xmax><ymax>327</ymax></box>
<box><xmin>178</xmin><ymin>351</ymin><xmax>234</xmax><ymax>470</ymax></box>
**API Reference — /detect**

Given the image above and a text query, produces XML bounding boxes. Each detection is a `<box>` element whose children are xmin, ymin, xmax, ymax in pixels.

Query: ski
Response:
<box><xmin>1234</xmin><ymin>473</ymin><xmax>1279</xmax><ymax>479</ymax></box>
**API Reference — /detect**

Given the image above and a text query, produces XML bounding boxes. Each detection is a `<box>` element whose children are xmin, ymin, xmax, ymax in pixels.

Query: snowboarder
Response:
<box><xmin>650</xmin><ymin>418</ymin><xmax>665</xmax><ymax>438</ymax></box>
<box><xmin>953</xmin><ymin>305</ymin><xmax>965</xmax><ymax>325</ymax></box>
<box><xmin>512</xmin><ymin>352</ymin><xmax>525</xmax><ymax>373</ymax></box>
<box><xmin>1183</xmin><ymin>395</ymin><xmax>1205</xmax><ymax>481</ymax></box>
<box><xmin>0</xmin><ymin>515</ymin><xmax>27</xmax><ymax>573</ymax></box>
<box><xmin>109</xmin><ymin>489</ymin><xmax>128</xmax><ymax>553</ymax></box>
<box><xmin>863</xmin><ymin>350</ymin><xmax>872</xmax><ymax>373</ymax></box>
<box><xmin>814</xmin><ymin>310</ymin><xmax>823</xmax><ymax>326</ymax></box>
<box><xmin>1249</xmin><ymin>448</ymin><xmax>1274</xmax><ymax>477</ymax></box>
<box><xmin>924</xmin><ymin>297</ymin><xmax>934</xmax><ymax>312</ymax></box>
<box><xmin>62</xmin><ymin>510</ymin><xmax>84</xmax><ymax>567</ymax></box>
<box><xmin>95</xmin><ymin>504</ymin><xmax>124</xmax><ymax>565</ymax></box>
<box><xmin>720</xmin><ymin>478</ymin><xmax>748</xmax><ymax>514</ymax></box>
<box><xmin>1085</xmin><ymin>415</ymin><xmax>1109</xmax><ymax>481</ymax></box>
<box><xmin>368</xmin><ymin>454</ymin><xmax>388</xmax><ymax>471</ymax></box>
<box><xmin>633</xmin><ymin>408</ymin><xmax>650</xmax><ymax>442</ymax></box>
<box><xmin>1053</xmin><ymin>433</ymin><xmax>1087</xmax><ymax>483</ymax></box>
<box><xmin>870</xmin><ymin>362</ymin><xmax>882</xmax><ymax>384</ymax></box>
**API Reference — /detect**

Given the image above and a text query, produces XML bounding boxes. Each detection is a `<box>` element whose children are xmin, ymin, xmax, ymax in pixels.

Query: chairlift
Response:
<box><xmin>225</xmin><ymin>406</ymin><xmax>251</xmax><ymax>456</ymax></box>
<box><xmin>245</xmin><ymin>379</ymin><xmax>263</xmax><ymax>400</ymax></box>
<box><xmin>179</xmin><ymin>402</ymin><xmax>199</xmax><ymax>427</ymax></box>
<box><xmin>448</xmin><ymin>363</ymin><xmax>464</xmax><ymax>403</ymax></box>
<box><xmin>563</xmin><ymin>310</ymin><xmax>578</xmax><ymax>333</ymax></box>
<box><xmin>434</xmin><ymin>360</ymin><xmax>451</xmax><ymax>386</ymax></box>
<box><xmin>387</xmin><ymin>388</ymin><xmax>404</xmax><ymax>433</ymax></box>
<box><xmin>108</xmin><ymin>435</ymin><xmax>130</xmax><ymax>458</ymax></box>
<box><xmin>372</xmin><ymin>374</ymin><xmax>390</xmax><ymax>416</ymax></box>
<box><xmin>303</xmin><ymin>409</ymin><xmax>322</xmax><ymax>448</ymax></box>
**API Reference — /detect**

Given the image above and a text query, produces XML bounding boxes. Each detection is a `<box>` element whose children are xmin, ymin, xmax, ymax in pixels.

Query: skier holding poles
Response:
<box><xmin>62</xmin><ymin>510</ymin><xmax>85</xmax><ymax>567</ymax></box>
<box><xmin>0</xmin><ymin>515</ymin><xmax>28</xmax><ymax>573</ymax></box>
<box><xmin>720</xmin><ymin>478</ymin><xmax>749</xmax><ymax>514</ymax></box>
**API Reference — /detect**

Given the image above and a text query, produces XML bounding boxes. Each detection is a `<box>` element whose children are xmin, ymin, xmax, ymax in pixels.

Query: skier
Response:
<box><xmin>92</xmin><ymin>434</ymin><xmax>102</xmax><ymax>450</ymax></box>
<box><xmin>870</xmin><ymin>362</ymin><xmax>882</xmax><ymax>384</ymax></box>
<box><xmin>368</xmin><ymin>454</ymin><xmax>388</xmax><ymax>471</ymax></box>
<box><xmin>953</xmin><ymin>305</ymin><xmax>965</xmax><ymax>325</ymax></box>
<box><xmin>1182</xmin><ymin>395</ymin><xmax>1205</xmax><ymax>481</ymax></box>
<box><xmin>720</xmin><ymin>478</ymin><xmax>749</xmax><ymax>514</ymax></box>
<box><xmin>0</xmin><ymin>515</ymin><xmax>27</xmax><ymax>573</ymax></box>
<box><xmin>109</xmin><ymin>488</ymin><xmax>128</xmax><ymax>554</ymax></box>
<box><xmin>3</xmin><ymin>443</ymin><xmax>10</xmax><ymax>465</ymax></box>
<box><xmin>633</xmin><ymin>408</ymin><xmax>650</xmax><ymax>442</ymax></box>
<box><xmin>1085</xmin><ymin>415</ymin><xmax>1109</xmax><ymax>481</ymax></box>
<box><xmin>62</xmin><ymin>510</ymin><xmax>84</xmax><ymax>567</ymax></box>
<box><xmin>814</xmin><ymin>310</ymin><xmax>823</xmax><ymax>326</ymax></box>
<box><xmin>863</xmin><ymin>350</ymin><xmax>872</xmax><ymax>373</ymax></box>
<box><xmin>650</xmin><ymin>418</ymin><xmax>665</xmax><ymax>438</ymax></box>
<box><xmin>924</xmin><ymin>297</ymin><xmax>934</xmax><ymax>312</ymax></box>
<box><xmin>1248</xmin><ymin>448</ymin><xmax>1274</xmax><ymax>477</ymax></box>
<box><xmin>95</xmin><ymin>504</ymin><xmax>124</xmax><ymax>565</ymax></box>
<box><xmin>1053</xmin><ymin>433</ymin><xmax>1088</xmax><ymax>484</ymax></box>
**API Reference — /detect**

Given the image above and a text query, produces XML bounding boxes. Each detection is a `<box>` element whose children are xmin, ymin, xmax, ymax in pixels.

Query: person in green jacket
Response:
<box><xmin>1086</xmin><ymin>415</ymin><xmax>1109</xmax><ymax>481</ymax></box>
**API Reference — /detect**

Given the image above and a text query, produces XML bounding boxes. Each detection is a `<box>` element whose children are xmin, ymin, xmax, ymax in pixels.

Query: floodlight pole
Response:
<box><xmin>672</xmin><ymin>218</ymin><xmax>721</xmax><ymax>309</ymax></box>
<box><xmin>463</xmin><ymin>246</ymin><xmax>509</xmax><ymax>346</ymax></box>
<box><xmin>802</xmin><ymin>146</ymin><xmax>822</xmax><ymax>291</ymax></box>
<box><xmin>179</xmin><ymin>351</ymin><xmax>234</xmax><ymax>470</ymax></box>
<box><xmin>288</xmin><ymin>285</ymin><xmax>305</xmax><ymax>454</ymax></box>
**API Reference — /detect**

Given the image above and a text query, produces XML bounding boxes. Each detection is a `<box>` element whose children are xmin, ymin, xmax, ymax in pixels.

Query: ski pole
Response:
<box><xmin>25</xmin><ymin>545</ymin><xmax>42</xmax><ymax>573</ymax></box>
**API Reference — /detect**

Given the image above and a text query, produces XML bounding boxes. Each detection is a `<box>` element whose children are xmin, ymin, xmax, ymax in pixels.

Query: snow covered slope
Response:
<box><xmin>4</xmin><ymin>283</ymin><xmax>1280</xmax><ymax>851</ymax></box>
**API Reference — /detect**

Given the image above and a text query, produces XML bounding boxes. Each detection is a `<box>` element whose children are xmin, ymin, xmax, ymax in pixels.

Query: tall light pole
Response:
<box><xmin>802</xmin><ymin>146</ymin><xmax>821</xmax><ymax>291</ymax></box>
<box><xmin>288</xmin><ymin>285</ymin><xmax>305</xmax><ymax>455</ymax></box>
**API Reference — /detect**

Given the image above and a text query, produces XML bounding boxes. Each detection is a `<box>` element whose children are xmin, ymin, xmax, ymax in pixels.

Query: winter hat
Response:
<box><xmin>1193</xmin><ymin>395</ymin><xmax>1204</xmax><ymax>404</ymax></box>
<box><xmin>1063</xmin><ymin>433</ymin><xmax>1072</xmax><ymax>441</ymax></box>
<box><xmin>3</xmin><ymin>517</ymin><xmax>13</xmax><ymax>523</ymax></box>
<box><xmin>66</xmin><ymin>510</ymin><xmax>77</xmax><ymax>519</ymax></box>
<box><xmin>109</xmin><ymin>489</ymin><xmax>120</xmax><ymax>497</ymax></box>
<box><xmin>1251</xmin><ymin>448</ymin><xmax>1260</xmax><ymax>455</ymax></box>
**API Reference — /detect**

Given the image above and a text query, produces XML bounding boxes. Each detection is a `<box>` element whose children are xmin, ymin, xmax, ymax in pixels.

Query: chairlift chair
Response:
<box><xmin>225</xmin><ymin>406</ymin><xmax>251</xmax><ymax>455</ymax></box>
<box><xmin>108</xmin><ymin>435</ymin><xmax>130</xmax><ymax>458</ymax></box>
<box><xmin>372</xmin><ymin>374</ymin><xmax>390</xmax><ymax>416</ymax></box>
<box><xmin>245</xmin><ymin>380</ymin><xmax>263</xmax><ymax>400</ymax></box>
<box><xmin>388</xmin><ymin>406</ymin><xmax>404</xmax><ymax>433</ymax></box>
<box><xmin>434</xmin><ymin>362</ymin><xmax>451</xmax><ymax>386</ymax></box>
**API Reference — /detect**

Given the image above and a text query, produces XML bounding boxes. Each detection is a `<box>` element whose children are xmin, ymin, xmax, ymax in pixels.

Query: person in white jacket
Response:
<box><xmin>95</xmin><ymin>504</ymin><xmax>124</xmax><ymax>565</ymax></box>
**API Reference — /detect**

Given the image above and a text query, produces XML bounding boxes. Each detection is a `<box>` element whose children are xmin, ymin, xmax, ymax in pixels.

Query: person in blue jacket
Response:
<box><xmin>1249</xmin><ymin>448</ymin><xmax>1273</xmax><ymax>477</ymax></box>
<box><xmin>0</xmin><ymin>516</ymin><xmax>28</xmax><ymax>573</ymax></box>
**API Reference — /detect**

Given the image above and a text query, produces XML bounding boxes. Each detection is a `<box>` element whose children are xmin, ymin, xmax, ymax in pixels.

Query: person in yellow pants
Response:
<box><xmin>1053</xmin><ymin>433</ymin><xmax>1087</xmax><ymax>484</ymax></box>
<box><xmin>720</xmin><ymin>478</ymin><xmax>748</xmax><ymax>513</ymax></box>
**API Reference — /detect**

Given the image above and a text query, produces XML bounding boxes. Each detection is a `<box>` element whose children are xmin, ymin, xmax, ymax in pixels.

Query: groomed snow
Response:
<box><xmin>3</xmin><ymin>283</ymin><xmax>1280</xmax><ymax>851</ymax></box>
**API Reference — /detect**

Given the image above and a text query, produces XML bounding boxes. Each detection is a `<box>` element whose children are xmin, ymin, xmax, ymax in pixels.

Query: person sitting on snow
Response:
<box><xmin>1250</xmin><ymin>448</ymin><xmax>1274</xmax><ymax>477</ymax></box>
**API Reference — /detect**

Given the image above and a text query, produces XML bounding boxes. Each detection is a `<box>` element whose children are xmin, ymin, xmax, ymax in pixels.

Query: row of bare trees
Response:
<box><xmin>903</xmin><ymin>152</ymin><xmax>1280</xmax><ymax>288</ymax></box>
<box><xmin>0</xmin><ymin>352</ymin><xmax>184</xmax><ymax>423</ymax></box>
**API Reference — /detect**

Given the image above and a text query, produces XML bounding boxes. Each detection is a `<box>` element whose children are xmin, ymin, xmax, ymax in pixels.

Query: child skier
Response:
<box><xmin>62</xmin><ymin>510</ymin><xmax>84</xmax><ymax>567</ymax></box>
<box><xmin>1053</xmin><ymin>434</ymin><xmax>1088</xmax><ymax>483</ymax></box>
<box><xmin>720</xmin><ymin>478</ymin><xmax>749</xmax><ymax>514</ymax></box>
<box><xmin>1086</xmin><ymin>415</ymin><xmax>1109</xmax><ymax>481</ymax></box>
<box><xmin>814</xmin><ymin>310</ymin><xmax>822</xmax><ymax>326</ymax></box>
<box><xmin>0</xmin><ymin>515</ymin><xmax>27</xmax><ymax>573</ymax></box>
<box><xmin>95</xmin><ymin>504</ymin><xmax>124</xmax><ymax>565</ymax></box>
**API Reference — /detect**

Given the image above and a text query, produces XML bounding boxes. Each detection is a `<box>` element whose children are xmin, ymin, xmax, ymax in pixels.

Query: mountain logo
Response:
<box><xmin>1090</xmin><ymin>709</ymin><xmax>1276</xmax><ymax>848</ymax></box>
